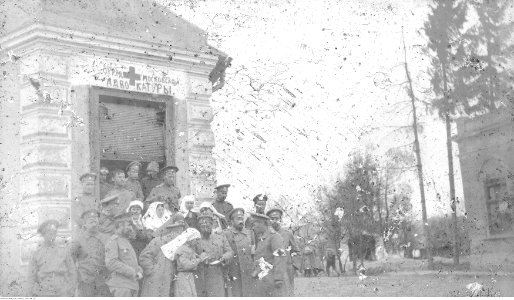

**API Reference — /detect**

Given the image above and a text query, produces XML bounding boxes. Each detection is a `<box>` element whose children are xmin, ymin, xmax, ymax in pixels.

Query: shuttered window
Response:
<box><xmin>99</xmin><ymin>95</ymin><xmax>166</xmax><ymax>162</ymax></box>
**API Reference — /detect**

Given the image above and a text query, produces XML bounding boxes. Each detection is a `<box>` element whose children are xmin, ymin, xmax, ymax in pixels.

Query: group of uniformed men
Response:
<box><xmin>28</xmin><ymin>161</ymin><xmax>299</xmax><ymax>297</ymax></box>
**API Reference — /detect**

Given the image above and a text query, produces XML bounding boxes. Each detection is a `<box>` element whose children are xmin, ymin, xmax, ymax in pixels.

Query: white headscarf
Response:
<box><xmin>143</xmin><ymin>202</ymin><xmax>172</xmax><ymax>231</ymax></box>
<box><xmin>180</xmin><ymin>195</ymin><xmax>196</xmax><ymax>217</ymax></box>
<box><xmin>127</xmin><ymin>200</ymin><xmax>144</xmax><ymax>227</ymax></box>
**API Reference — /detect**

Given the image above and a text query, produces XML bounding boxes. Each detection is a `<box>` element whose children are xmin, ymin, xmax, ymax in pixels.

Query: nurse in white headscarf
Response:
<box><xmin>142</xmin><ymin>201</ymin><xmax>172</xmax><ymax>231</ymax></box>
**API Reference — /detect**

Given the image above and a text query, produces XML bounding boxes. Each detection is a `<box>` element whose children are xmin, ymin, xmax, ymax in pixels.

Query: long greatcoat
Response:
<box><xmin>138</xmin><ymin>226</ymin><xmax>184</xmax><ymax>296</ymax></box>
<box><xmin>277</xmin><ymin>227</ymin><xmax>299</xmax><ymax>296</ymax></box>
<box><xmin>223</xmin><ymin>227</ymin><xmax>257</xmax><ymax>297</ymax></box>
<box><xmin>194</xmin><ymin>232</ymin><xmax>233</xmax><ymax>297</ymax></box>
<box><xmin>174</xmin><ymin>244</ymin><xmax>202</xmax><ymax>297</ymax></box>
<box><xmin>253</xmin><ymin>230</ymin><xmax>288</xmax><ymax>297</ymax></box>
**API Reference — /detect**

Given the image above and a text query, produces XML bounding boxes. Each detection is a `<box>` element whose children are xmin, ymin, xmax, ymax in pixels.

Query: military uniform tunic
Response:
<box><xmin>223</xmin><ymin>227</ymin><xmax>257</xmax><ymax>297</ymax></box>
<box><xmin>69</xmin><ymin>230</ymin><xmax>110</xmax><ymax>296</ymax></box>
<box><xmin>195</xmin><ymin>233</ymin><xmax>233</xmax><ymax>297</ymax></box>
<box><xmin>253</xmin><ymin>231</ymin><xmax>288</xmax><ymax>297</ymax></box>
<box><xmin>146</xmin><ymin>183</ymin><xmax>181</xmax><ymax>210</ymax></box>
<box><xmin>125</xmin><ymin>178</ymin><xmax>144</xmax><ymax>200</ymax></box>
<box><xmin>28</xmin><ymin>243</ymin><xmax>77</xmax><ymax>297</ymax></box>
<box><xmin>141</xmin><ymin>176</ymin><xmax>162</xmax><ymax>200</ymax></box>
<box><xmin>105</xmin><ymin>235</ymin><xmax>142</xmax><ymax>294</ymax></box>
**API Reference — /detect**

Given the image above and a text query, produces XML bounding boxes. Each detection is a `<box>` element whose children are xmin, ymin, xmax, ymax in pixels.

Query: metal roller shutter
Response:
<box><xmin>99</xmin><ymin>96</ymin><xmax>166</xmax><ymax>162</ymax></box>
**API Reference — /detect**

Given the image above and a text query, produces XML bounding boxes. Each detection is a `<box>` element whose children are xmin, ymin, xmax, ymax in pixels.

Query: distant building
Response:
<box><xmin>0</xmin><ymin>0</ymin><xmax>229</xmax><ymax>295</ymax></box>
<box><xmin>455</xmin><ymin>109</ymin><xmax>514</xmax><ymax>271</ymax></box>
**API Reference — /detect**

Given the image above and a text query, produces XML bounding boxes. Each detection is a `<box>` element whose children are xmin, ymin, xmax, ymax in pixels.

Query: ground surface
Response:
<box><xmin>295</xmin><ymin>273</ymin><xmax>514</xmax><ymax>297</ymax></box>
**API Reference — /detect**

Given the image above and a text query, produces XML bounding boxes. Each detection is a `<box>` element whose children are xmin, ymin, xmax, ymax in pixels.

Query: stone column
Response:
<box><xmin>18</xmin><ymin>51</ymin><xmax>73</xmax><ymax>264</ymax></box>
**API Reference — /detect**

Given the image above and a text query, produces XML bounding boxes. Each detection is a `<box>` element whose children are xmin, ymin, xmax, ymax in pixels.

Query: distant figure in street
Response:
<box><xmin>104</xmin><ymin>213</ymin><xmax>143</xmax><ymax>297</ymax></box>
<box><xmin>72</xmin><ymin>172</ymin><xmax>99</xmax><ymax>236</ymax></box>
<box><xmin>223</xmin><ymin>208</ymin><xmax>257</xmax><ymax>297</ymax></box>
<box><xmin>105</xmin><ymin>169</ymin><xmax>136</xmax><ymax>216</ymax></box>
<box><xmin>146</xmin><ymin>166</ymin><xmax>181</xmax><ymax>212</ymax></box>
<box><xmin>139</xmin><ymin>216</ymin><xmax>187</xmax><ymax>297</ymax></box>
<box><xmin>194</xmin><ymin>215</ymin><xmax>234</xmax><ymax>297</ymax></box>
<box><xmin>125</xmin><ymin>161</ymin><xmax>144</xmax><ymax>200</ymax></box>
<box><xmin>142</xmin><ymin>202</ymin><xmax>171</xmax><ymax>232</ymax></box>
<box><xmin>267</xmin><ymin>208</ymin><xmax>300</xmax><ymax>296</ymax></box>
<box><xmin>98</xmin><ymin>194</ymin><xmax>120</xmax><ymax>237</ymax></box>
<box><xmin>69</xmin><ymin>210</ymin><xmax>110</xmax><ymax>296</ymax></box>
<box><xmin>211</xmin><ymin>184</ymin><xmax>233</xmax><ymax>229</ymax></box>
<box><xmin>28</xmin><ymin>220</ymin><xmax>77</xmax><ymax>297</ymax></box>
<box><xmin>250</xmin><ymin>213</ymin><xmax>288</xmax><ymax>297</ymax></box>
<box><xmin>99</xmin><ymin>167</ymin><xmax>113</xmax><ymax>200</ymax></box>
<box><xmin>141</xmin><ymin>161</ymin><xmax>161</xmax><ymax>201</ymax></box>
<box><xmin>325</xmin><ymin>248</ymin><xmax>341</xmax><ymax>277</ymax></box>
<box><xmin>182</xmin><ymin>195</ymin><xmax>199</xmax><ymax>229</ymax></box>
<box><xmin>302</xmin><ymin>246</ymin><xmax>315</xmax><ymax>277</ymax></box>
<box><xmin>174</xmin><ymin>228</ymin><xmax>205</xmax><ymax>297</ymax></box>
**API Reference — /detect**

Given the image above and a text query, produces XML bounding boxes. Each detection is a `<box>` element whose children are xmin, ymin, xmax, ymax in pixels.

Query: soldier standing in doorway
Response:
<box><xmin>195</xmin><ymin>215</ymin><xmax>233</xmax><ymax>297</ymax></box>
<box><xmin>223</xmin><ymin>208</ymin><xmax>257</xmax><ymax>297</ymax></box>
<box><xmin>250</xmin><ymin>213</ymin><xmax>288</xmax><ymax>297</ymax></box>
<box><xmin>266</xmin><ymin>208</ymin><xmax>299</xmax><ymax>296</ymax></box>
<box><xmin>105</xmin><ymin>169</ymin><xmax>136</xmax><ymax>215</ymax></box>
<box><xmin>211</xmin><ymin>184</ymin><xmax>233</xmax><ymax>229</ymax></box>
<box><xmin>99</xmin><ymin>167</ymin><xmax>113</xmax><ymax>200</ymax></box>
<box><xmin>27</xmin><ymin>220</ymin><xmax>77</xmax><ymax>297</ymax></box>
<box><xmin>72</xmin><ymin>173</ymin><xmax>99</xmax><ymax>236</ymax></box>
<box><xmin>69</xmin><ymin>209</ymin><xmax>111</xmax><ymax>296</ymax></box>
<box><xmin>141</xmin><ymin>161</ymin><xmax>161</xmax><ymax>200</ymax></box>
<box><xmin>146</xmin><ymin>166</ymin><xmax>181</xmax><ymax>212</ymax></box>
<box><xmin>104</xmin><ymin>213</ymin><xmax>143</xmax><ymax>297</ymax></box>
<box><xmin>125</xmin><ymin>161</ymin><xmax>144</xmax><ymax>200</ymax></box>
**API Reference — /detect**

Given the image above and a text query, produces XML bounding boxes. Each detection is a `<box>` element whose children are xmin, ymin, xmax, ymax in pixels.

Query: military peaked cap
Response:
<box><xmin>215</xmin><ymin>184</ymin><xmax>230</xmax><ymax>190</ymax></box>
<box><xmin>228</xmin><ymin>207</ymin><xmax>245</xmax><ymax>220</ymax></box>
<box><xmin>146</xmin><ymin>161</ymin><xmax>159</xmax><ymax>172</ymax></box>
<box><xmin>252</xmin><ymin>194</ymin><xmax>268</xmax><ymax>203</ymax></box>
<box><xmin>81</xmin><ymin>209</ymin><xmax>100</xmax><ymax>219</ymax></box>
<box><xmin>126</xmin><ymin>161</ymin><xmax>141</xmax><ymax>172</ymax></box>
<box><xmin>197</xmin><ymin>215</ymin><xmax>214</xmax><ymax>224</ymax></box>
<box><xmin>266</xmin><ymin>208</ymin><xmax>284</xmax><ymax>217</ymax></box>
<box><xmin>159</xmin><ymin>165</ymin><xmax>179</xmax><ymax>174</ymax></box>
<box><xmin>37</xmin><ymin>219</ymin><xmax>60</xmax><ymax>234</ymax></box>
<box><xmin>80</xmin><ymin>172</ymin><xmax>97</xmax><ymax>182</ymax></box>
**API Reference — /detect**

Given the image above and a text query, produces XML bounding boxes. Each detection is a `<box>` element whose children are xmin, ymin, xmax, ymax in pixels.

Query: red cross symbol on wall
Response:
<box><xmin>123</xmin><ymin>66</ymin><xmax>141</xmax><ymax>86</ymax></box>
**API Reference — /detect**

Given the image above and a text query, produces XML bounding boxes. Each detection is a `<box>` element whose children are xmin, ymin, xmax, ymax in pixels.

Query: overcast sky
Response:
<box><xmin>161</xmin><ymin>0</ymin><xmax>466</xmax><ymax>219</ymax></box>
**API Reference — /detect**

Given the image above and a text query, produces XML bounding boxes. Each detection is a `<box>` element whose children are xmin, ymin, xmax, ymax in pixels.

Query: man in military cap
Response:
<box><xmin>98</xmin><ymin>194</ymin><xmax>120</xmax><ymax>236</ymax></box>
<box><xmin>250</xmin><ymin>213</ymin><xmax>288</xmax><ymax>297</ymax></box>
<box><xmin>211</xmin><ymin>184</ymin><xmax>233</xmax><ymax>229</ymax></box>
<box><xmin>72</xmin><ymin>172</ymin><xmax>99</xmax><ymax>237</ymax></box>
<box><xmin>100</xmin><ymin>167</ymin><xmax>114</xmax><ymax>199</ymax></box>
<box><xmin>141</xmin><ymin>161</ymin><xmax>162</xmax><ymax>200</ymax></box>
<box><xmin>146</xmin><ymin>166</ymin><xmax>181</xmax><ymax>212</ymax></box>
<box><xmin>105</xmin><ymin>169</ymin><xmax>136</xmax><ymax>216</ymax></box>
<box><xmin>223</xmin><ymin>208</ymin><xmax>257</xmax><ymax>297</ymax></box>
<box><xmin>105</xmin><ymin>213</ymin><xmax>144</xmax><ymax>297</ymax></box>
<box><xmin>195</xmin><ymin>215</ymin><xmax>233</xmax><ymax>297</ymax></box>
<box><xmin>245</xmin><ymin>194</ymin><xmax>268</xmax><ymax>229</ymax></box>
<box><xmin>69</xmin><ymin>209</ymin><xmax>110</xmax><ymax>296</ymax></box>
<box><xmin>28</xmin><ymin>220</ymin><xmax>77</xmax><ymax>296</ymax></box>
<box><xmin>125</xmin><ymin>161</ymin><xmax>144</xmax><ymax>200</ymax></box>
<box><xmin>267</xmin><ymin>208</ymin><xmax>300</xmax><ymax>296</ymax></box>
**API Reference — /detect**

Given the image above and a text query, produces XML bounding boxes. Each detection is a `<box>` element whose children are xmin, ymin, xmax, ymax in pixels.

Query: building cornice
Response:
<box><xmin>0</xmin><ymin>23</ymin><xmax>220</xmax><ymax>71</ymax></box>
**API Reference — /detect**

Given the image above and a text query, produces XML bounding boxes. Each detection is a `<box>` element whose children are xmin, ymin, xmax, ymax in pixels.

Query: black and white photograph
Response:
<box><xmin>0</xmin><ymin>0</ymin><xmax>513</xmax><ymax>297</ymax></box>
